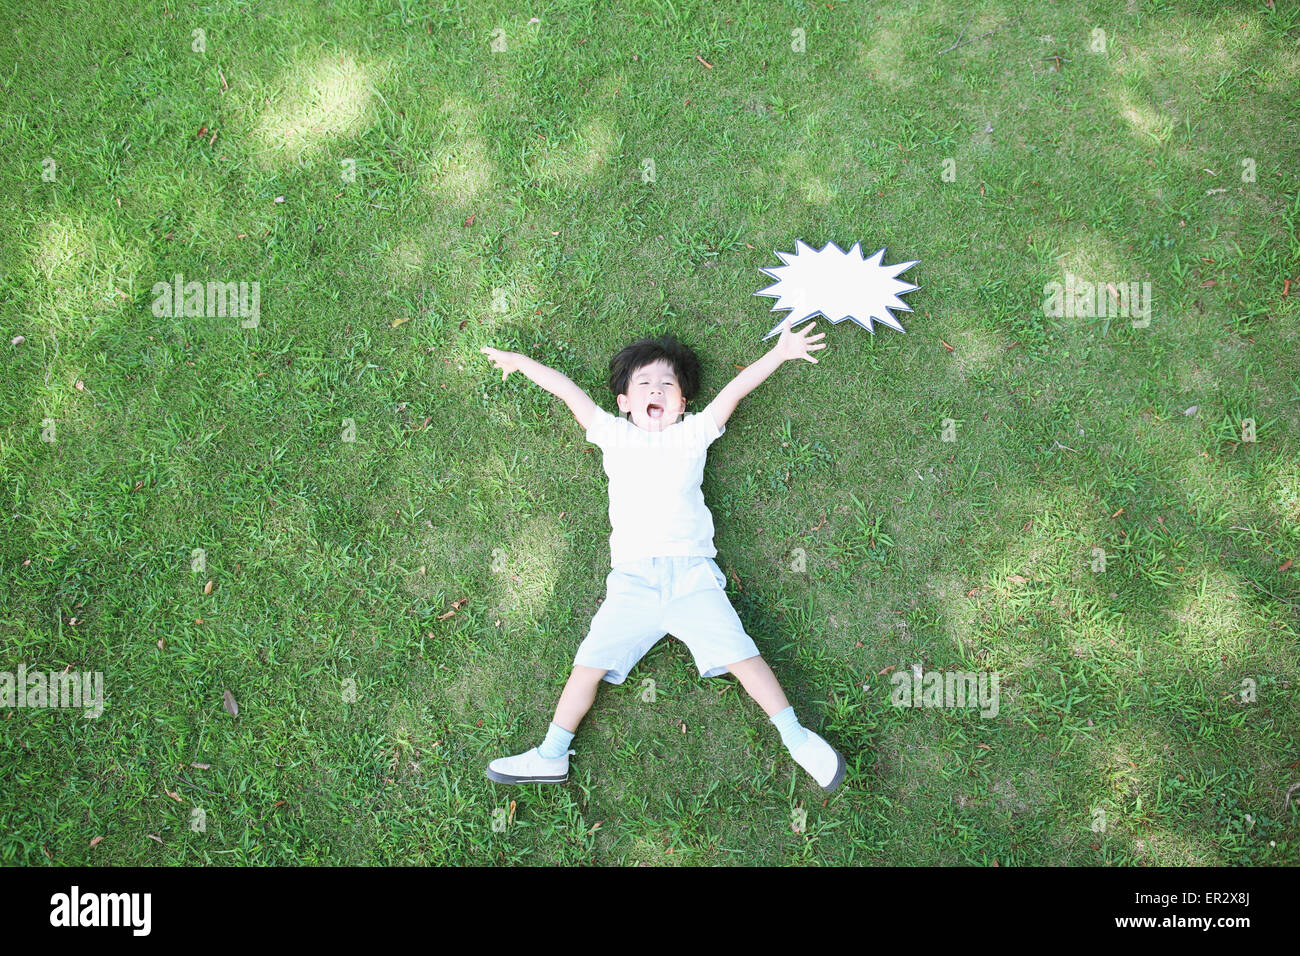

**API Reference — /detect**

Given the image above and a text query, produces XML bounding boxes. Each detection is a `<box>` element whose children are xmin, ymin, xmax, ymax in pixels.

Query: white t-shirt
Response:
<box><xmin>585</xmin><ymin>405</ymin><xmax>726</xmax><ymax>567</ymax></box>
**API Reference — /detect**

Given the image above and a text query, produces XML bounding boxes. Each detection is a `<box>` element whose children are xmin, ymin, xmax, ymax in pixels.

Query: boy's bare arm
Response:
<box><xmin>480</xmin><ymin>346</ymin><xmax>598</xmax><ymax>429</ymax></box>
<box><xmin>703</xmin><ymin>320</ymin><xmax>827</xmax><ymax>430</ymax></box>
<box><xmin>704</xmin><ymin>347</ymin><xmax>783</xmax><ymax>431</ymax></box>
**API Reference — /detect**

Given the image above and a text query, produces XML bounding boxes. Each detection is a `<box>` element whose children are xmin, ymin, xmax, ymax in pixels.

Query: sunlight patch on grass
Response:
<box><xmin>945</xmin><ymin>327</ymin><xmax>1001</xmax><ymax>382</ymax></box>
<box><xmin>524</xmin><ymin>117</ymin><xmax>619</xmax><ymax>185</ymax></box>
<box><xmin>978</xmin><ymin>487</ymin><xmax>1093</xmax><ymax>586</ymax></box>
<box><xmin>1053</xmin><ymin>227</ymin><xmax>1138</xmax><ymax>292</ymax></box>
<box><xmin>1117</xmin><ymin>18</ymin><xmax>1261</xmax><ymax>84</ymax></box>
<box><xmin>1268</xmin><ymin>463</ymin><xmax>1300</xmax><ymax>527</ymax></box>
<box><xmin>1132</xmin><ymin>826</ymin><xmax>1216</xmax><ymax>866</ymax></box>
<box><xmin>772</xmin><ymin>149</ymin><xmax>839</xmax><ymax>208</ymax></box>
<box><xmin>25</xmin><ymin>212</ymin><xmax>150</xmax><ymax>344</ymax></box>
<box><xmin>1111</xmin><ymin>91</ymin><xmax>1175</xmax><ymax>148</ymax></box>
<box><xmin>1078</xmin><ymin>731</ymin><xmax>1229</xmax><ymax>863</ymax></box>
<box><xmin>252</xmin><ymin>52</ymin><xmax>377</xmax><ymax>164</ymax></box>
<box><xmin>803</xmin><ymin>175</ymin><xmax>838</xmax><ymax>207</ymax></box>
<box><xmin>422</xmin><ymin>95</ymin><xmax>496</xmax><ymax>205</ymax></box>
<box><xmin>925</xmin><ymin>569</ymin><xmax>981</xmax><ymax>653</ymax></box>
<box><xmin>1047</xmin><ymin>227</ymin><xmax>1150</xmax><ymax>345</ymax></box>
<box><xmin>1174</xmin><ymin>451</ymin><xmax>1259</xmax><ymax>530</ymax></box>
<box><xmin>489</xmin><ymin>513</ymin><xmax>568</xmax><ymax>623</ymax></box>
<box><xmin>741</xmin><ymin>165</ymin><xmax>768</xmax><ymax>193</ymax></box>
<box><xmin>990</xmin><ymin>769</ymin><xmax>1051</xmax><ymax>815</ymax></box>
<box><xmin>381</xmin><ymin>232</ymin><xmax>435</xmax><ymax>275</ymax></box>
<box><xmin>1167</xmin><ymin>564</ymin><xmax>1253</xmax><ymax>641</ymax></box>
<box><xmin>455</xmin><ymin>258</ymin><xmax>544</xmax><ymax>330</ymax></box>
<box><xmin>426</xmin><ymin>137</ymin><xmax>495</xmax><ymax>206</ymax></box>
<box><xmin>1172</xmin><ymin>344</ymin><xmax>1219</xmax><ymax>393</ymax></box>
<box><xmin>623</xmin><ymin>835</ymin><xmax>676</xmax><ymax>866</ymax></box>
<box><xmin>884</xmin><ymin>723</ymin><xmax>948</xmax><ymax>808</ymax></box>
<box><xmin>30</xmin><ymin>215</ymin><xmax>94</xmax><ymax>289</ymax></box>
<box><xmin>854</xmin><ymin>17</ymin><xmax>915</xmax><ymax>91</ymax></box>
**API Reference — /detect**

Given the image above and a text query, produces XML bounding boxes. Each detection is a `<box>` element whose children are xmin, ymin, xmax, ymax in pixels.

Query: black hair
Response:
<box><xmin>607</xmin><ymin>334</ymin><xmax>702</xmax><ymax>417</ymax></box>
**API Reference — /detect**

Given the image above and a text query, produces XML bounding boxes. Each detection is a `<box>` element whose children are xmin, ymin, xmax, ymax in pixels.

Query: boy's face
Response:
<box><xmin>617</xmin><ymin>358</ymin><xmax>686</xmax><ymax>432</ymax></box>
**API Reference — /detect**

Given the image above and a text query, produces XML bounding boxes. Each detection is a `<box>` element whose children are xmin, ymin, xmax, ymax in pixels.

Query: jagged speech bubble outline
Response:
<box><xmin>755</xmin><ymin>239</ymin><xmax>920</xmax><ymax>341</ymax></box>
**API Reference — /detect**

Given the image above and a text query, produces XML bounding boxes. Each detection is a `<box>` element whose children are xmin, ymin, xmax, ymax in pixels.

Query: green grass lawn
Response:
<box><xmin>1</xmin><ymin>0</ymin><xmax>1298</xmax><ymax>865</ymax></box>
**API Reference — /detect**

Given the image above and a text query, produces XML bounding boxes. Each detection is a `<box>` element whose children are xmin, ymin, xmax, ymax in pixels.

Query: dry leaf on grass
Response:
<box><xmin>222</xmin><ymin>689</ymin><xmax>238</xmax><ymax>717</ymax></box>
<box><xmin>437</xmin><ymin>598</ymin><xmax>468</xmax><ymax>620</ymax></box>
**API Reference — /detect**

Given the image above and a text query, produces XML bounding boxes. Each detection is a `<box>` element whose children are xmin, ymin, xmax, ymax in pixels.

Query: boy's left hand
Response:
<box><xmin>777</xmin><ymin>318</ymin><xmax>827</xmax><ymax>364</ymax></box>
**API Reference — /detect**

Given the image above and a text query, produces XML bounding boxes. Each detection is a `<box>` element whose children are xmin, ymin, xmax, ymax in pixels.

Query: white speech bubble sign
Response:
<box><xmin>756</xmin><ymin>240</ymin><xmax>920</xmax><ymax>340</ymax></box>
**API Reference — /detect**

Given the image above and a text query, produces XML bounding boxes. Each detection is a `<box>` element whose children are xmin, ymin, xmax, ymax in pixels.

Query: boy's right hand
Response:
<box><xmin>480</xmin><ymin>346</ymin><xmax>522</xmax><ymax>380</ymax></box>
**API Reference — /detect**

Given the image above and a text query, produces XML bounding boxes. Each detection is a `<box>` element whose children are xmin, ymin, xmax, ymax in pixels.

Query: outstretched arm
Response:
<box><xmin>703</xmin><ymin>320</ymin><xmax>826</xmax><ymax>430</ymax></box>
<box><xmin>480</xmin><ymin>346</ymin><xmax>597</xmax><ymax>430</ymax></box>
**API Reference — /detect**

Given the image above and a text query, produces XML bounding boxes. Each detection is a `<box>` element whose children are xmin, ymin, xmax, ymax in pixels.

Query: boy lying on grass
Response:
<box><xmin>479</xmin><ymin>319</ymin><xmax>846</xmax><ymax>791</ymax></box>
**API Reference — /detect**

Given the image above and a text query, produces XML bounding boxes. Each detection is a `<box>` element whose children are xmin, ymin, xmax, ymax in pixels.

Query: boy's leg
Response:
<box><xmin>487</xmin><ymin>665</ymin><xmax>609</xmax><ymax>782</ymax></box>
<box><xmin>534</xmin><ymin>665</ymin><xmax>608</xmax><ymax>759</ymax></box>
<box><xmin>553</xmin><ymin>664</ymin><xmax>609</xmax><ymax>732</ymax></box>
<box><xmin>728</xmin><ymin>654</ymin><xmax>805</xmax><ymax>747</ymax></box>
<box><xmin>725</xmin><ymin>655</ymin><xmax>790</xmax><ymax>717</ymax></box>
<box><xmin>728</xmin><ymin>654</ymin><xmax>845</xmax><ymax>791</ymax></box>
<box><xmin>660</xmin><ymin>559</ymin><xmax>847</xmax><ymax>791</ymax></box>
<box><xmin>727</xmin><ymin>653</ymin><xmax>806</xmax><ymax>747</ymax></box>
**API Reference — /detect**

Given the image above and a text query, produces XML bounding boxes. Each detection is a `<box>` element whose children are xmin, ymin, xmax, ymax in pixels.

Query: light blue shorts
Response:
<box><xmin>574</xmin><ymin>556</ymin><xmax>762</xmax><ymax>684</ymax></box>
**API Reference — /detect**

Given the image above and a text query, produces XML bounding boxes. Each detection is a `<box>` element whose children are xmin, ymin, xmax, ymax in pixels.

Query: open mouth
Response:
<box><xmin>646</xmin><ymin>403</ymin><xmax>664</xmax><ymax>420</ymax></box>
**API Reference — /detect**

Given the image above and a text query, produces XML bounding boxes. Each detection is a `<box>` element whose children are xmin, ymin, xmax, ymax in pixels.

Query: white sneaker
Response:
<box><xmin>790</xmin><ymin>730</ymin><xmax>846</xmax><ymax>792</ymax></box>
<box><xmin>485</xmin><ymin>746</ymin><xmax>575</xmax><ymax>785</ymax></box>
